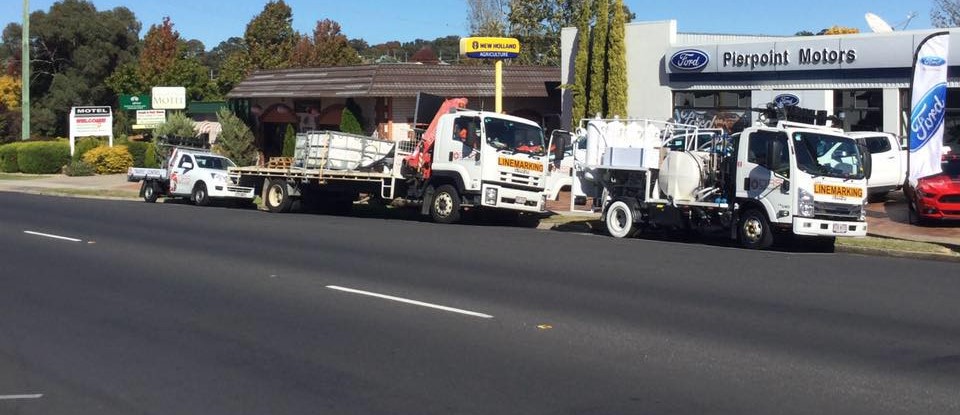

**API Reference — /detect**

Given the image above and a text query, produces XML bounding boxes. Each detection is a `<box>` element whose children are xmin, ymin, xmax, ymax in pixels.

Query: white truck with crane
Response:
<box><xmin>229</xmin><ymin>95</ymin><xmax>556</xmax><ymax>223</ymax></box>
<box><xmin>572</xmin><ymin>112</ymin><xmax>872</xmax><ymax>249</ymax></box>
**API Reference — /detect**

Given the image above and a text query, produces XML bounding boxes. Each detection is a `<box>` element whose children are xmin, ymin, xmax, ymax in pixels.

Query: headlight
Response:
<box><xmin>916</xmin><ymin>187</ymin><xmax>934</xmax><ymax>199</ymax></box>
<box><xmin>211</xmin><ymin>172</ymin><xmax>230</xmax><ymax>182</ymax></box>
<box><xmin>797</xmin><ymin>188</ymin><xmax>815</xmax><ymax>218</ymax></box>
<box><xmin>484</xmin><ymin>187</ymin><xmax>498</xmax><ymax>205</ymax></box>
<box><xmin>859</xmin><ymin>198</ymin><xmax>867</xmax><ymax>221</ymax></box>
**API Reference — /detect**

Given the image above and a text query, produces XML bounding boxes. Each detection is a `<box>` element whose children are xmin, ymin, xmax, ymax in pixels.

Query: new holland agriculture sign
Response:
<box><xmin>460</xmin><ymin>37</ymin><xmax>520</xmax><ymax>59</ymax></box>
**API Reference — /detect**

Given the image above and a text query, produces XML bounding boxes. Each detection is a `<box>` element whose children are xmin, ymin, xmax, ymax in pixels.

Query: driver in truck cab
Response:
<box><xmin>455</xmin><ymin>119</ymin><xmax>480</xmax><ymax>156</ymax></box>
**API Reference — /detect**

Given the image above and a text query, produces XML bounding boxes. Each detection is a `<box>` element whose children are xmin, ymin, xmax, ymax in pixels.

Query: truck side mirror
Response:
<box><xmin>182</xmin><ymin>162</ymin><xmax>194</xmax><ymax>171</ymax></box>
<box><xmin>858</xmin><ymin>143</ymin><xmax>872</xmax><ymax>180</ymax></box>
<box><xmin>550</xmin><ymin>130</ymin><xmax>570</xmax><ymax>162</ymax></box>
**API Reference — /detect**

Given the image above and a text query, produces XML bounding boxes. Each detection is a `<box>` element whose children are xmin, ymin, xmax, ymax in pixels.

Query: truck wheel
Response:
<box><xmin>192</xmin><ymin>183</ymin><xmax>210</xmax><ymax>206</ymax></box>
<box><xmin>430</xmin><ymin>184</ymin><xmax>461</xmax><ymax>224</ymax></box>
<box><xmin>142</xmin><ymin>181</ymin><xmax>159</xmax><ymax>203</ymax></box>
<box><xmin>605</xmin><ymin>199</ymin><xmax>637</xmax><ymax>238</ymax></box>
<box><xmin>738</xmin><ymin>208</ymin><xmax>773</xmax><ymax>249</ymax></box>
<box><xmin>265</xmin><ymin>179</ymin><xmax>293</xmax><ymax>213</ymax></box>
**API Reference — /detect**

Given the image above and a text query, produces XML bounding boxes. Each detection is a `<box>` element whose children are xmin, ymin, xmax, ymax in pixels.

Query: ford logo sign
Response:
<box><xmin>910</xmin><ymin>82</ymin><xmax>948</xmax><ymax>152</ymax></box>
<box><xmin>670</xmin><ymin>49</ymin><xmax>709</xmax><ymax>71</ymax></box>
<box><xmin>774</xmin><ymin>93</ymin><xmax>801</xmax><ymax>107</ymax></box>
<box><xmin>920</xmin><ymin>56</ymin><xmax>947</xmax><ymax>67</ymax></box>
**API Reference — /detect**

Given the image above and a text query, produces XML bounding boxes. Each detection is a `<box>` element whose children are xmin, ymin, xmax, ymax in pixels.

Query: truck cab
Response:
<box><xmin>733</xmin><ymin>122</ymin><xmax>869</xmax><ymax>247</ymax></box>
<box><xmin>424</xmin><ymin>111</ymin><xmax>549</xmax><ymax>222</ymax></box>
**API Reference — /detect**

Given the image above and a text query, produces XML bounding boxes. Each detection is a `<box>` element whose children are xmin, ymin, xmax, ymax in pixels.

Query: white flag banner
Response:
<box><xmin>909</xmin><ymin>32</ymin><xmax>950</xmax><ymax>184</ymax></box>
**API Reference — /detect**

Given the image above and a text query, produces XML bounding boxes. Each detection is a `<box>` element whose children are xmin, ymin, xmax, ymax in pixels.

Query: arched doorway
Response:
<box><xmin>259</xmin><ymin>103</ymin><xmax>298</xmax><ymax>160</ymax></box>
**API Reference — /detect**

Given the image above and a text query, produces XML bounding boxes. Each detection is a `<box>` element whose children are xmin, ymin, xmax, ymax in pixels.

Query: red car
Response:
<box><xmin>905</xmin><ymin>154</ymin><xmax>960</xmax><ymax>224</ymax></box>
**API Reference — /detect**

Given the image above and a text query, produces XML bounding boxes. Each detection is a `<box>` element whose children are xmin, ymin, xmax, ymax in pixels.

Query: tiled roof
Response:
<box><xmin>226</xmin><ymin>64</ymin><xmax>560</xmax><ymax>99</ymax></box>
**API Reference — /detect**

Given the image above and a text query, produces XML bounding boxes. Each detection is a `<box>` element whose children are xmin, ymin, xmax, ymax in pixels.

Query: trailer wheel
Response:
<box><xmin>430</xmin><ymin>184</ymin><xmax>461</xmax><ymax>224</ymax></box>
<box><xmin>192</xmin><ymin>182</ymin><xmax>210</xmax><ymax>207</ymax></box>
<box><xmin>605</xmin><ymin>199</ymin><xmax>637</xmax><ymax>238</ymax></box>
<box><xmin>739</xmin><ymin>208</ymin><xmax>773</xmax><ymax>249</ymax></box>
<box><xmin>265</xmin><ymin>179</ymin><xmax>293</xmax><ymax>213</ymax></box>
<box><xmin>142</xmin><ymin>181</ymin><xmax>159</xmax><ymax>203</ymax></box>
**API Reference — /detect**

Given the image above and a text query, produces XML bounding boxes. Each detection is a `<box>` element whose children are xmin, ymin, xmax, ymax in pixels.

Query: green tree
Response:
<box><xmin>244</xmin><ymin>0</ymin><xmax>296</xmax><ymax>71</ymax></box>
<box><xmin>587</xmin><ymin>0</ymin><xmax>609</xmax><ymax>118</ymax></box>
<box><xmin>207</xmin><ymin>37</ymin><xmax>245</xmax><ymax>75</ymax></box>
<box><xmin>140</xmin><ymin>17</ymin><xmax>180</xmax><ymax>88</ymax></box>
<box><xmin>214</xmin><ymin>108</ymin><xmax>257</xmax><ymax>166</ymax></box>
<box><xmin>3</xmin><ymin>0</ymin><xmax>140</xmax><ymax>136</ymax></box>
<box><xmin>340</xmin><ymin>107</ymin><xmax>363</xmax><ymax>134</ymax></box>
<box><xmin>569</xmin><ymin>0</ymin><xmax>592</xmax><ymax>124</ymax></box>
<box><xmin>605</xmin><ymin>0</ymin><xmax>627</xmax><ymax>118</ymax></box>
<box><xmin>932</xmin><ymin>0</ymin><xmax>960</xmax><ymax>27</ymax></box>
<box><xmin>281</xmin><ymin>124</ymin><xmax>296</xmax><ymax>157</ymax></box>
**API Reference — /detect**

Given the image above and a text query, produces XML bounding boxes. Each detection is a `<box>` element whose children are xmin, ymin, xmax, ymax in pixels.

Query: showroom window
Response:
<box><xmin>834</xmin><ymin>89</ymin><xmax>883</xmax><ymax>132</ymax></box>
<box><xmin>901</xmin><ymin>88</ymin><xmax>960</xmax><ymax>152</ymax></box>
<box><xmin>672</xmin><ymin>91</ymin><xmax>751</xmax><ymax>133</ymax></box>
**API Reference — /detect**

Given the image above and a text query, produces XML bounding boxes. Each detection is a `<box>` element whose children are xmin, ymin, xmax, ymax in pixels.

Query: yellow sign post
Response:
<box><xmin>459</xmin><ymin>37</ymin><xmax>521</xmax><ymax>113</ymax></box>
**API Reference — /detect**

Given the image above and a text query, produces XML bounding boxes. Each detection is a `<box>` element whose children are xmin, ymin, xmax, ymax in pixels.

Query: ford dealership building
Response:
<box><xmin>560</xmin><ymin>20</ymin><xmax>960</xmax><ymax>145</ymax></box>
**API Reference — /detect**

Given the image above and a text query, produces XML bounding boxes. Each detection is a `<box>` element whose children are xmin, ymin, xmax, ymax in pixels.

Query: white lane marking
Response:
<box><xmin>23</xmin><ymin>230</ymin><xmax>82</xmax><ymax>243</ymax></box>
<box><xmin>326</xmin><ymin>285</ymin><xmax>494</xmax><ymax>319</ymax></box>
<box><xmin>0</xmin><ymin>394</ymin><xmax>43</xmax><ymax>400</ymax></box>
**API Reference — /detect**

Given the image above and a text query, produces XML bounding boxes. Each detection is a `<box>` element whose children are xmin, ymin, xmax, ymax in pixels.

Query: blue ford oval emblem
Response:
<box><xmin>774</xmin><ymin>93</ymin><xmax>801</xmax><ymax>107</ymax></box>
<box><xmin>910</xmin><ymin>82</ymin><xmax>948</xmax><ymax>151</ymax></box>
<box><xmin>920</xmin><ymin>56</ymin><xmax>947</xmax><ymax>67</ymax></box>
<box><xmin>670</xmin><ymin>49</ymin><xmax>709</xmax><ymax>71</ymax></box>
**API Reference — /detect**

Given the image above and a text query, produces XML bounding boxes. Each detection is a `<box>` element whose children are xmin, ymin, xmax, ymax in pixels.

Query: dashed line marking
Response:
<box><xmin>326</xmin><ymin>285</ymin><xmax>494</xmax><ymax>319</ymax></box>
<box><xmin>0</xmin><ymin>394</ymin><xmax>43</xmax><ymax>400</ymax></box>
<box><xmin>23</xmin><ymin>230</ymin><xmax>82</xmax><ymax>243</ymax></box>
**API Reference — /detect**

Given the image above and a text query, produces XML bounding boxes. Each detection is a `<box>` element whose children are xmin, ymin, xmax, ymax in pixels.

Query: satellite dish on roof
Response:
<box><xmin>865</xmin><ymin>12</ymin><xmax>894</xmax><ymax>33</ymax></box>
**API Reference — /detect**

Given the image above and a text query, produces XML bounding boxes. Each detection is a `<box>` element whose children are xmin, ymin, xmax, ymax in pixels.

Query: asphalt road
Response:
<box><xmin>1</xmin><ymin>192</ymin><xmax>958</xmax><ymax>415</ymax></box>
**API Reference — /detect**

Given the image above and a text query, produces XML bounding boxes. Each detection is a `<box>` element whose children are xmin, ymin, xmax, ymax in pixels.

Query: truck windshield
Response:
<box><xmin>484</xmin><ymin>117</ymin><xmax>545</xmax><ymax>156</ymax></box>
<box><xmin>792</xmin><ymin>132</ymin><xmax>865</xmax><ymax>180</ymax></box>
<box><xmin>194</xmin><ymin>155</ymin><xmax>235</xmax><ymax>170</ymax></box>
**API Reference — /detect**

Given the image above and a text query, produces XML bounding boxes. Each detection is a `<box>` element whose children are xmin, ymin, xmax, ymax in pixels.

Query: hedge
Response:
<box><xmin>82</xmin><ymin>145</ymin><xmax>133</xmax><ymax>174</ymax></box>
<box><xmin>0</xmin><ymin>143</ymin><xmax>20</xmax><ymax>172</ymax></box>
<box><xmin>73</xmin><ymin>137</ymin><xmax>104</xmax><ymax>161</ymax></box>
<box><xmin>16</xmin><ymin>142</ymin><xmax>70</xmax><ymax>174</ymax></box>
<box><xmin>123</xmin><ymin>141</ymin><xmax>149</xmax><ymax>168</ymax></box>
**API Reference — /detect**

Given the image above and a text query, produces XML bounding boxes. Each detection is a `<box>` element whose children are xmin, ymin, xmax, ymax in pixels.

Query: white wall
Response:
<box><xmin>624</xmin><ymin>21</ymin><xmax>677</xmax><ymax>120</ymax></box>
<box><xmin>882</xmin><ymin>88</ymin><xmax>902</xmax><ymax>136</ymax></box>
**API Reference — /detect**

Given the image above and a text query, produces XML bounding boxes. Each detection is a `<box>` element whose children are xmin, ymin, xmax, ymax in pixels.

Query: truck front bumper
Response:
<box><xmin>480</xmin><ymin>184</ymin><xmax>545</xmax><ymax>213</ymax></box>
<box><xmin>793</xmin><ymin>217</ymin><xmax>867</xmax><ymax>237</ymax></box>
<box><xmin>208</xmin><ymin>184</ymin><xmax>256</xmax><ymax>200</ymax></box>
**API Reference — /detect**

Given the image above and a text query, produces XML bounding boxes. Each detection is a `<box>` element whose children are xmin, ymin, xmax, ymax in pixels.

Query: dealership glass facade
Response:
<box><xmin>672</xmin><ymin>91</ymin><xmax>751</xmax><ymax>132</ymax></box>
<box><xmin>833</xmin><ymin>89</ymin><xmax>884</xmax><ymax>132</ymax></box>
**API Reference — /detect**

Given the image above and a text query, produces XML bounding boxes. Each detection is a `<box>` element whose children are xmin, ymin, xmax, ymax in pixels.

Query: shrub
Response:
<box><xmin>340</xmin><ymin>107</ymin><xmax>363</xmax><ymax>135</ymax></box>
<box><xmin>0</xmin><ymin>143</ymin><xmax>20</xmax><ymax>172</ymax></box>
<box><xmin>63</xmin><ymin>159</ymin><xmax>96</xmax><ymax>176</ymax></box>
<box><xmin>214</xmin><ymin>108</ymin><xmax>256</xmax><ymax>166</ymax></box>
<box><xmin>73</xmin><ymin>137</ymin><xmax>104</xmax><ymax>161</ymax></box>
<box><xmin>124</xmin><ymin>141</ymin><xmax>149</xmax><ymax>167</ymax></box>
<box><xmin>282</xmin><ymin>124</ymin><xmax>296</xmax><ymax>157</ymax></box>
<box><xmin>154</xmin><ymin>112</ymin><xmax>196</xmax><ymax>140</ymax></box>
<box><xmin>17</xmin><ymin>142</ymin><xmax>70</xmax><ymax>174</ymax></box>
<box><xmin>144</xmin><ymin>143</ymin><xmax>160</xmax><ymax>168</ymax></box>
<box><xmin>82</xmin><ymin>145</ymin><xmax>134</xmax><ymax>174</ymax></box>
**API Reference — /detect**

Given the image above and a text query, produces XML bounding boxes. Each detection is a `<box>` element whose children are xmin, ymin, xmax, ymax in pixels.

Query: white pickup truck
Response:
<box><xmin>127</xmin><ymin>147</ymin><xmax>255</xmax><ymax>205</ymax></box>
<box><xmin>847</xmin><ymin>132</ymin><xmax>907</xmax><ymax>200</ymax></box>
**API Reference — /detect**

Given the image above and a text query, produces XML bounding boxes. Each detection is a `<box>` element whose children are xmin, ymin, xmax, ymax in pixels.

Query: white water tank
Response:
<box><xmin>606</xmin><ymin>117</ymin><xmax>626</xmax><ymax>148</ymax></box>
<box><xmin>658</xmin><ymin>151</ymin><xmax>705</xmax><ymax>201</ymax></box>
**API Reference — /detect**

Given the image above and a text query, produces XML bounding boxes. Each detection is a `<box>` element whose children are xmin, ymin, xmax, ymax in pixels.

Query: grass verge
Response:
<box><xmin>836</xmin><ymin>236</ymin><xmax>959</xmax><ymax>256</ymax></box>
<box><xmin>0</xmin><ymin>173</ymin><xmax>46</xmax><ymax>181</ymax></box>
<box><xmin>34</xmin><ymin>188</ymin><xmax>140</xmax><ymax>199</ymax></box>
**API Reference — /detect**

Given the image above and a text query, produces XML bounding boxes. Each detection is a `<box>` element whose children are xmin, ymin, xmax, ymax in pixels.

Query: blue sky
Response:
<box><xmin>0</xmin><ymin>1</ymin><xmax>935</xmax><ymax>49</ymax></box>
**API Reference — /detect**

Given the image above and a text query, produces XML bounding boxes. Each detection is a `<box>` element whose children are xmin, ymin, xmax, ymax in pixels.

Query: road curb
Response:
<box><xmin>0</xmin><ymin>187</ymin><xmax>140</xmax><ymax>202</ymax></box>
<box><xmin>835</xmin><ymin>244</ymin><xmax>960</xmax><ymax>262</ymax></box>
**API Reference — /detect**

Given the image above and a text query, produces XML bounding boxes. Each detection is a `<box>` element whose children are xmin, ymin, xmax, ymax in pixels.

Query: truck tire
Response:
<box><xmin>430</xmin><ymin>184</ymin><xmax>461</xmax><ymax>224</ymax></box>
<box><xmin>264</xmin><ymin>178</ymin><xmax>293</xmax><ymax>213</ymax></box>
<box><xmin>192</xmin><ymin>182</ymin><xmax>210</xmax><ymax>206</ymax></box>
<box><xmin>142</xmin><ymin>181</ymin><xmax>159</xmax><ymax>203</ymax></box>
<box><xmin>738</xmin><ymin>208</ymin><xmax>773</xmax><ymax>249</ymax></box>
<box><xmin>605</xmin><ymin>199</ymin><xmax>637</xmax><ymax>238</ymax></box>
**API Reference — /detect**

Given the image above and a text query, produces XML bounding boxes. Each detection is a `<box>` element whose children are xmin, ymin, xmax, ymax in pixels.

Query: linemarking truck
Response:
<box><xmin>573</xmin><ymin>117</ymin><xmax>872</xmax><ymax>249</ymax></box>
<box><xmin>229</xmin><ymin>96</ymin><xmax>560</xmax><ymax>223</ymax></box>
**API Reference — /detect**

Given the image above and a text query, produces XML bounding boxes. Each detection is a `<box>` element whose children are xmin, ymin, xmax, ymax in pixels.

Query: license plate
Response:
<box><xmin>235</xmin><ymin>192</ymin><xmax>249</xmax><ymax>197</ymax></box>
<box><xmin>832</xmin><ymin>223</ymin><xmax>847</xmax><ymax>234</ymax></box>
<box><xmin>516</xmin><ymin>196</ymin><xmax>526</xmax><ymax>205</ymax></box>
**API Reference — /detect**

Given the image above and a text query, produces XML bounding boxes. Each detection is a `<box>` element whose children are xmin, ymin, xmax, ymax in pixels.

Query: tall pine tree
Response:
<box><xmin>571</xmin><ymin>0</ymin><xmax>592</xmax><ymax>125</ymax></box>
<box><xmin>606</xmin><ymin>0</ymin><xmax>628</xmax><ymax>118</ymax></box>
<box><xmin>587</xmin><ymin>0</ymin><xmax>608</xmax><ymax>118</ymax></box>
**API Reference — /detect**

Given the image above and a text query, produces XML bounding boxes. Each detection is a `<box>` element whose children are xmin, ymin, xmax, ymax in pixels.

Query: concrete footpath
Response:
<box><xmin>2</xmin><ymin>173</ymin><xmax>959</xmax><ymax>258</ymax></box>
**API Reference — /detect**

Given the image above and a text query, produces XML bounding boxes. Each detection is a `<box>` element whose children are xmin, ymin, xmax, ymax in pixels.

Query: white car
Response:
<box><xmin>128</xmin><ymin>148</ymin><xmax>255</xmax><ymax>205</ymax></box>
<box><xmin>847</xmin><ymin>131</ymin><xmax>907</xmax><ymax>200</ymax></box>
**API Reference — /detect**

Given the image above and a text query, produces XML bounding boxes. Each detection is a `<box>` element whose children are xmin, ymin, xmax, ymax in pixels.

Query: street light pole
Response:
<box><xmin>21</xmin><ymin>0</ymin><xmax>30</xmax><ymax>140</ymax></box>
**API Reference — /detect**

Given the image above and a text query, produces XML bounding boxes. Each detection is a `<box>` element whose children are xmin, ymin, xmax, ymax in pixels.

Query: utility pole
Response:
<box><xmin>21</xmin><ymin>0</ymin><xmax>30</xmax><ymax>140</ymax></box>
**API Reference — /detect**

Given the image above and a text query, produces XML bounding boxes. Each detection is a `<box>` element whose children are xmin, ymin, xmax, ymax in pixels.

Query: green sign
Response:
<box><xmin>120</xmin><ymin>94</ymin><xmax>151</xmax><ymax>110</ymax></box>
